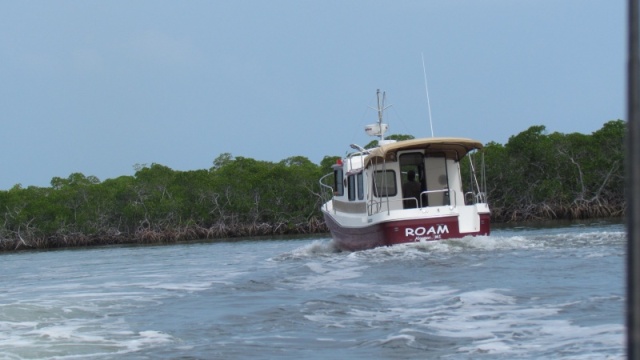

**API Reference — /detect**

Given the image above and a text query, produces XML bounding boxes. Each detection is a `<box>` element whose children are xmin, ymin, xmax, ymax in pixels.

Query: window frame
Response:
<box><xmin>334</xmin><ymin>168</ymin><xmax>344</xmax><ymax>196</ymax></box>
<box><xmin>348</xmin><ymin>174</ymin><xmax>356</xmax><ymax>201</ymax></box>
<box><xmin>372</xmin><ymin>170</ymin><xmax>397</xmax><ymax>197</ymax></box>
<box><xmin>357</xmin><ymin>172</ymin><xmax>364</xmax><ymax>200</ymax></box>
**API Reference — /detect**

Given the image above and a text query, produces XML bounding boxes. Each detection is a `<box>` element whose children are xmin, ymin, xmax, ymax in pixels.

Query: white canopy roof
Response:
<box><xmin>364</xmin><ymin>137</ymin><xmax>483</xmax><ymax>167</ymax></box>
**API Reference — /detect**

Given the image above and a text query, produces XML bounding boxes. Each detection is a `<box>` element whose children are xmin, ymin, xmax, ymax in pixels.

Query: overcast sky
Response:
<box><xmin>0</xmin><ymin>1</ymin><xmax>625</xmax><ymax>189</ymax></box>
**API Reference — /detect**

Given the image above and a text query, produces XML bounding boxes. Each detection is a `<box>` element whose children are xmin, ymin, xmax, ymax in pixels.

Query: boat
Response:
<box><xmin>319</xmin><ymin>90</ymin><xmax>491</xmax><ymax>251</ymax></box>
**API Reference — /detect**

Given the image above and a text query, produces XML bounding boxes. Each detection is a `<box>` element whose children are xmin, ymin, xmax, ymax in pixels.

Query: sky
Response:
<box><xmin>0</xmin><ymin>1</ymin><xmax>626</xmax><ymax>190</ymax></box>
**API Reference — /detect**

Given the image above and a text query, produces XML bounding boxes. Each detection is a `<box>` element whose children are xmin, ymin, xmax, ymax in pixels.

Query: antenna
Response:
<box><xmin>376</xmin><ymin>89</ymin><xmax>388</xmax><ymax>141</ymax></box>
<box><xmin>365</xmin><ymin>89</ymin><xmax>391</xmax><ymax>142</ymax></box>
<box><xmin>422</xmin><ymin>53</ymin><xmax>434</xmax><ymax>137</ymax></box>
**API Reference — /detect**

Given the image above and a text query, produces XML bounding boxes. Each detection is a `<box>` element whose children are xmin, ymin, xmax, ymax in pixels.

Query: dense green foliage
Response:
<box><xmin>0</xmin><ymin>154</ymin><xmax>333</xmax><ymax>250</ymax></box>
<box><xmin>479</xmin><ymin>120</ymin><xmax>625</xmax><ymax>221</ymax></box>
<box><xmin>0</xmin><ymin>120</ymin><xmax>626</xmax><ymax>250</ymax></box>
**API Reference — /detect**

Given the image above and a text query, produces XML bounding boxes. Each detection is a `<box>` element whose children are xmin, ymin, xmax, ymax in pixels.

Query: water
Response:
<box><xmin>0</xmin><ymin>222</ymin><xmax>626</xmax><ymax>359</ymax></box>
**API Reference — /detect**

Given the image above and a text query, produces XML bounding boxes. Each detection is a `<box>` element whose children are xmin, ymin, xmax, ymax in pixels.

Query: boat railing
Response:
<box><xmin>319</xmin><ymin>173</ymin><xmax>335</xmax><ymax>211</ymax></box>
<box><xmin>402</xmin><ymin>197</ymin><xmax>419</xmax><ymax>209</ymax></box>
<box><xmin>465</xmin><ymin>191</ymin><xmax>487</xmax><ymax>205</ymax></box>
<box><xmin>347</xmin><ymin>151</ymin><xmax>367</xmax><ymax>171</ymax></box>
<box><xmin>418</xmin><ymin>189</ymin><xmax>456</xmax><ymax>208</ymax></box>
<box><xmin>466</xmin><ymin>151</ymin><xmax>489</xmax><ymax>205</ymax></box>
<box><xmin>368</xmin><ymin>198</ymin><xmax>404</xmax><ymax>215</ymax></box>
<box><xmin>367</xmin><ymin>199</ymin><xmax>383</xmax><ymax>215</ymax></box>
<box><xmin>368</xmin><ymin>189</ymin><xmax>458</xmax><ymax>215</ymax></box>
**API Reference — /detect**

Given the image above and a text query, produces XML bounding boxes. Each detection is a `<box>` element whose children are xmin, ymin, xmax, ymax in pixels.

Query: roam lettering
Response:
<box><xmin>405</xmin><ymin>225</ymin><xmax>449</xmax><ymax>237</ymax></box>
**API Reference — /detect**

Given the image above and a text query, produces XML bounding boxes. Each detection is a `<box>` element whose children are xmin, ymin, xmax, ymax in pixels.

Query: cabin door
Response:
<box><xmin>399</xmin><ymin>152</ymin><xmax>425</xmax><ymax>208</ymax></box>
<box><xmin>423</xmin><ymin>153</ymin><xmax>450</xmax><ymax>206</ymax></box>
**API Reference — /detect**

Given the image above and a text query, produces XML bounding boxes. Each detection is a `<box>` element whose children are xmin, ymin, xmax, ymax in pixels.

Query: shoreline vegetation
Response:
<box><xmin>1</xmin><ymin>120</ymin><xmax>625</xmax><ymax>252</ymax></box>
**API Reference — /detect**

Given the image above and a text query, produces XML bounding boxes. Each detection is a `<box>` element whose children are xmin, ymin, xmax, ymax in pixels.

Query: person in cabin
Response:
<box><xmin>402</xmin><ymin>170</ymin><xmax>422</xmax><ymax>209</ymax></box>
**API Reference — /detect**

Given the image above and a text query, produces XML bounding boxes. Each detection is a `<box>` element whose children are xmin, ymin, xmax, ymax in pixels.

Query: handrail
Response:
<box><xmin>465</xmin><ymin>191</ymin><xmax>487</xmax><ymax>205</ymax></box>
<box><xmin>367</xmin><ymin>189</ymin><xmax>460</xmax><ymax>215</ymax></box>
<box><xmin>401</xmin><ymin>197</ymin><xmax>419</xmax><ymax>208</ymax></box>
<box><xmin>347</xmin><ymin>151</ymin><xmax>367</xmax><ymax>173</ymax></box>
<box><xmin>466</xmin><ymin>151</ymin><xmax>489</xmax><ymax>205</ymax></box>
<box><xmin>319</xmin><ymin>173</ymin><xmax>334</xmax><ymax>211</ymax></box>
<box><xmin>419</xmin><ymin>189</ymin><xmax>456</xmax><ymax>208</ymax></box>
<box><xmin>367</xmin><ymin>199</ymin><xmax>382</xmax><ymax>215</ymax></box>
<box><xmin>319</xmin><ymin>172</ymin><xmax>333</xmax><ymax>192</ymax></box>
<box><xmin>465</xmin><ymin>191</ymin><xmax>475</xmax><ymax>204</ymax></box>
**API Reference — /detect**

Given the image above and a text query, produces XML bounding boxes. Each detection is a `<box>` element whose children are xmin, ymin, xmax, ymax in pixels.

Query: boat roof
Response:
<box><xmin>364</xmin><ymin>137</ymin><xmax>483</xmax><ymax>167</ymax></box>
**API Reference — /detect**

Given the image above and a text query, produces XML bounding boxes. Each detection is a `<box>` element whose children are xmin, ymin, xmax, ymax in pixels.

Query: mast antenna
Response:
<box><xmin>376</xmin><ymin>89</ymin><xmax>387</xmax><ymax>141</ymax></box>
<box><xmin>422</xmin><ymin>52</ymin><xmax>434</xmax><ymax>137</ymax></box>
<box><xmin>365</xmin><ymin>89</ymin><xmax>391</xmax><ymax>143</ymax></box>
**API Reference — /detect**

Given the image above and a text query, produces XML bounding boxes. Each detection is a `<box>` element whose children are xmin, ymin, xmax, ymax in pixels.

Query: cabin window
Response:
<box><xmin>372</xmin><ymin>170</ymin><xmax>397</xmax><ymax>197</ymax></box>
<box><xmin>357</xmin><ymin>172</ymin><xmax>364</xmax><ymax>200</ymax></box>
<box><xmin>334</xmin><ymin>168</ymin><xmax>344</xmax><ymax>196</ymax></box>
<box><xmin>348</xmin><ymin>174</ymin><xmax>356</xmax><ymax>201</ymax></box>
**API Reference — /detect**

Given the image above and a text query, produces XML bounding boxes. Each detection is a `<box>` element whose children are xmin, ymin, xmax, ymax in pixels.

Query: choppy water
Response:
<box><xmin>0</xmin><ymin>222</ymin><xmax>626</xmax><ymax>359</ymax></box>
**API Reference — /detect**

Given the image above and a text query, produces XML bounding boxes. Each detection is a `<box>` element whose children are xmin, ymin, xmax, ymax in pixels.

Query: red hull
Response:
<box><xmin>324</xmin><ymin>212</ymin><xmax>490</xmax><ymax>251</ymax></box>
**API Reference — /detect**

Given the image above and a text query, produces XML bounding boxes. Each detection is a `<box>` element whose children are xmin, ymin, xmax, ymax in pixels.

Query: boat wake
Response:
<box><xmin>271</xmin><ymin>238</ymin><xmax>342</xmax><ymax>260</ymax></box>
<box><xmin>0</xmin><ymin>226</ymin><xmax>624</xmax><ymax>359</ymax></box>
<box><xmin>279</xmin><ymin>225</ymin><xmax>625</xmax><ymax>263</ymax></box>
<box><xmin>271</xmin><ymin>225</ymin><xmax>625</xmax><ymax>358</ymax></box>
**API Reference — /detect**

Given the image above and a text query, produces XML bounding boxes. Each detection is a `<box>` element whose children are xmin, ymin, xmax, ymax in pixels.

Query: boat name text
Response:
<box><xmin>405</xmin><ymin>225</ymin><xmax>449</xmax><ymax>237</ymax></box>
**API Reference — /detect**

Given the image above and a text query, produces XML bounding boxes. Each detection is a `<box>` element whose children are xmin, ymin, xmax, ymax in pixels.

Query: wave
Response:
<box><xmin>277</xmin><ymin>226</ymin><xmax>626</xmax><ymax>263</ymax></box>
<box><xmin>271</xmin><ymin>238</ymin><xmax>341</xmax><ymax>261</ymax></box>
